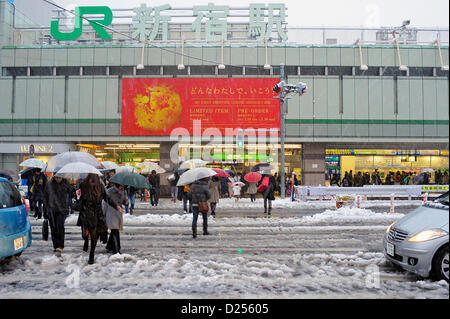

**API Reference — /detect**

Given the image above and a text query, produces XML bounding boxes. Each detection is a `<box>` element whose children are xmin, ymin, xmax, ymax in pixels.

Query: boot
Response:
<box><xmin>88</xmin><ymin>252</ymin><xmax>94</xmax><ymax>264</ymax></box>
<box><xmin>192</xmin><ymin>226</ymin><xmax>197</xmax><ymax>238</ymax></box>
<box><xmin>264</xmin><ymin>208</ymin><xmax>267</xmax><ymax>214</ymax></box>
<box><xmin>268</xmin><ymin>208</ymin><xmax>272</xmax><ymax>216</ymax></box>
<box><xmin>211</xmin><ymin>211</ymin><xmax>216</xmax><ymax>218</ymax></box>
<box><xmin>203</xmin><ymin>225</ymin><xmax>210</xmax><ymax>235</ymax></box>
<box><xmin>83</xmin><ymin>239</ymin><xmax>89</xmax><ymax>252</ymax></box>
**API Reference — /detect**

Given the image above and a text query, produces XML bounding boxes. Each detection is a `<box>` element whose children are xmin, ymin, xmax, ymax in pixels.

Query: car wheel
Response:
<box><xmin>431</xmin><ymin>245</ymin><xmax>449</xmax><ymax>283</ymax></box>
<box><xmin>14</xmin><ymin>252</ymin><xmax>22</xmax><ymax>257</ymax></box>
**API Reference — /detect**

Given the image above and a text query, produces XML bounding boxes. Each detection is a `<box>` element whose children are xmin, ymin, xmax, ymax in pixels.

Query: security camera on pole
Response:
<box><xmin>273</xmin><ymin>64</ymin><xmax>307</xmax><ymax>198</ymax></box>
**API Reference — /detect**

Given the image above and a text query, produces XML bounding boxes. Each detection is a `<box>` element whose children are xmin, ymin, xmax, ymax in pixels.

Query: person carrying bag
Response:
<box><xmin>188</xmin><ymin>177</ymin><xmax>211</xmax><ymax>238</ymax></box>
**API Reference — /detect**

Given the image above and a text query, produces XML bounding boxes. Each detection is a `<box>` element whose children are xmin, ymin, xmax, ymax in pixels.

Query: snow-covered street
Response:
<box><xmin>0</xmin><ymin>199</ymin><xmax>448</xmax><ymax>299</ymax></box>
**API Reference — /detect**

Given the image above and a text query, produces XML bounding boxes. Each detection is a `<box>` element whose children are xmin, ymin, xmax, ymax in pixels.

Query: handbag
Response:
<box><xmin>42</xmin><ymin>219</ymin><xmax>49</xmax><ymax>241</ymax></box>
<box><xmin>257</xmin><ymin>176</ymin><xmax>269</xmax><ymax>193</ymax></box>
<box><xmin>193</xmin><ymin>186</ymin><xmax>209</xmax><ymax>213</ymax></box>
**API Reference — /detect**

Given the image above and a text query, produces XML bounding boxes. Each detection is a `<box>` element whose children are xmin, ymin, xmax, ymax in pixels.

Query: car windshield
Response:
<box><xmin>434</xmin><ymin>192</ymin><xmax>449</xmax><ymax>206</ymax></box>
<box><xmin>0</xmin><ymin>181</ymin><xmax>23</xmax><ymax>209</ymax></box>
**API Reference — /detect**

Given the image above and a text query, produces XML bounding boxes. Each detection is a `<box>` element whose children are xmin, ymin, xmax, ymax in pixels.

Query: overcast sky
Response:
<box><xmin>51</xmin><ymin>0</ymin><xmax>449</xmax><ymax>28</ymax></box>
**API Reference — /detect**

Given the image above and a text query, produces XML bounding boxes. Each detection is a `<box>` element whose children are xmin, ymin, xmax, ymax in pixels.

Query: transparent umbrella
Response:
<box><xmin>116</xmin><ymin>166</ymin><xmax>140</xmax><ymax>174</ymax></box>
<box><xmin>54</xmin><ymin>162</ymin><xmax>103</xmax><ymax>180</ymax></box>
<box><xmin>141</xmin><ymin>162</ymin><xmax>166</xmax><ymax>174</ymax></box>
<box><xmin>179</xmin><ymin>159</ymin><xmax>209</xmax><ymax>170</ymax></box>
<box><xmin>176</xmin><ymin>167</ymin><xmax>218</xmax><ymax>186</ymax></box>
<box><xmin>44</xmin><ymin>151</ymin><xmax>104</xmax><ymax>173</ymax></box>
<box><xmin>19</xmin><ymin>158</ymin><xmax>46</xmax><ymax>169</ymax></box>
<box><xmin>101</xmin><ymin>161</ymin><xmax>120</xmax><ymax>170</ymax></box>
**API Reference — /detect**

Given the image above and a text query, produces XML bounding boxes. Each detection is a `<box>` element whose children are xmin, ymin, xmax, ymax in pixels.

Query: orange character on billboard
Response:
<box><xmin>133</xmin><ymin>83</ymin><xmax>183</xmax><ymax>132</ymax></box>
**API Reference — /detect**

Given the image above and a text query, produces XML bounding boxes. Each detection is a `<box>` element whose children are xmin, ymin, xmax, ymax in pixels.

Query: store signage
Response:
<box><xmin>51</xmin><ymin>6</ymin><xmax>113</xmax><ymax>40</ymax></box>
<box><xmin>20</xmin><ymin>144</ymin><xmax>54</xmax><ymax>154</ymax></box>
<box><xmin>121</xmin><ymin>78</ymin><xmax>280</xmax><ymax>136</ymax></box>
<box><xmin>50</xmin><ymin>3</ymin><xmax>287</xmax><ymax>42</ymax></box>
<box><xmin>325</xmin><ymin>149</ymin><xmax>444</xmax><ymax>156</ymax></box>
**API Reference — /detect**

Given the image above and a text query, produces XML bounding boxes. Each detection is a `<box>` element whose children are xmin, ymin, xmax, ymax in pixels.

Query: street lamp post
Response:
<box><xmin>273</xmin><ymin>64</ymin><xmax>308</xmax><ymax>198</ymax></box>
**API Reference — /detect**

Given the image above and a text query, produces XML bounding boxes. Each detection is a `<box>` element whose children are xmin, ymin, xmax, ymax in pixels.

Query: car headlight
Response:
<box><xmin>408</xmin><ymin>229</ymin><xmax>448</xmax><ymax>242</ymax></box>
<box><xmin>386</xmin><ymin>222</ymin><xmax>396</xmax><ymax>233</ymax></box>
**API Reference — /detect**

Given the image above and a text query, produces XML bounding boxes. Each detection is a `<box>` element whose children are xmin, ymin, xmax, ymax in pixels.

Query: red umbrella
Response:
<box><xmin>212</xmin><ymin>168</ymin><xmax>230</xmax><ymax>178</ymax></box>
<box><xmin>244</xmin><ymin>172</ymin><xmax>262</xmax><ymax>183</ymax></box>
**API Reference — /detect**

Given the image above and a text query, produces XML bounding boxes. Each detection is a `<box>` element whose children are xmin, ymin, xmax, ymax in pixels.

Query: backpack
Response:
<box><xmin>257</xmin><ymin>176</ymin><xmax>270</xmax><ymax>193</ymax></box>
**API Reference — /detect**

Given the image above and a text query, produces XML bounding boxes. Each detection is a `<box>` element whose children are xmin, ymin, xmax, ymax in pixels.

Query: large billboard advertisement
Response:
<box><xmin>121</xmin><ymin>78</ymin><xmax>280</xmax><ymax>136</ymax></box>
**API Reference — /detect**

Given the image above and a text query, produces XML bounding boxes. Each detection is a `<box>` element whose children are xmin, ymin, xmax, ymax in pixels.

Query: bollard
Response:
<box><xmin>356</xmin><ymin>195</ymin><xmax>361</xmax><ymax>209</ymax></box>
<box><xmin>390</xmin><ymin>193</ymin><xmax>395</xmax><ymax>214</ymax></box>
<box><xmin>422</xmin><ymin>192</ymin><xmax>428</xmax><ymax>205</ymax></box>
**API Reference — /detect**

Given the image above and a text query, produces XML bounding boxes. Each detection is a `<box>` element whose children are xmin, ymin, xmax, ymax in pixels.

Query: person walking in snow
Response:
<box><xmin>77</xmin><ymin>173</ymin><xmax>116</xmax><ymax>264</ymax></box>
<box><xmin>246</xmin><ymin>182</ymin><xmax>258</xmax><ymax>202</ymax></box>
<box><xmin>104</xmin><ymin>183</ymin><xmax>129</xmax><ymax>254</ymax></box>
<box><xmin>44</xmin><ymin>175</ymin><xmax>76</xmax><ymax>254</ymax></box>
<box><xmin>208</xmin><ymin>176</ymin><xmax>220</xmax><ymax>217</ymax></box>
<box><xmin>189</xmin><ymin>177</ymin><xmax>211</xmax><ymax>238</ymax></box>
<box><xmin>257</xmin><ymin>172</ymin><xmax>276</xmax><ymax>215</ymax></box>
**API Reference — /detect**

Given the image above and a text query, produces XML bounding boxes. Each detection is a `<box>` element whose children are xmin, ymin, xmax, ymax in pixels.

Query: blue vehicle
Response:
<box><xmin>0</xmin><ymin>177</ymin><xmax>32</xmax><ymax>259</ymax></box>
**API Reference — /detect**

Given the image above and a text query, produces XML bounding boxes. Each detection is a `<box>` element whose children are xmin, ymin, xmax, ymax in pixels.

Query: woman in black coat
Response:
<box><xmin>77</xmin><ymin>173</ymin><xmax>117</xmax><ymax>264</ymax></box>
<box><xmin>258</xmin><ymin>173</ymin><xmax>276</xmax><ymax>215</ymax></box>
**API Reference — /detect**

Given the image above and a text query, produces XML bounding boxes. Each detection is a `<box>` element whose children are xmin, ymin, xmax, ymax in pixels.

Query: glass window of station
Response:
<box><xmin>325</xmin><ymin>149</ymin><xmax>449</xmax><ymax>185</ymax></box>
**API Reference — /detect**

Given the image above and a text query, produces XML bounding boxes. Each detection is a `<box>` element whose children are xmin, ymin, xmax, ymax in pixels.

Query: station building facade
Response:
<box><xmin>0</xmin><ymin>0</ymin><xmax>448</xmax><ymax>193</ymax></box>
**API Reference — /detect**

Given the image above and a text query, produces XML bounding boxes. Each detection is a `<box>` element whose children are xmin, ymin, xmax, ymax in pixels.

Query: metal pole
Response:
<box><xmin>280</xmin><ymin>64</ymin><xmax>286</xmax><ymax>198</ymax></box>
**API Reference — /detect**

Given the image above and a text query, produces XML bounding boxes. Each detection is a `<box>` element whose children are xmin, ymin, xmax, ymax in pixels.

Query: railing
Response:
<box><xmin>293</xmin><ymin>185</ymin><xmax>448</xmax><ymax>201</ymax></box>
<box><xmin>9</xmin><ymin>25</ymin><xmax>449</xmax><ymax>47</ymax></box>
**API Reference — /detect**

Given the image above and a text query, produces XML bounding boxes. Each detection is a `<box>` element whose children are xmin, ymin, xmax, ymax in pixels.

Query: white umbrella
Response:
<box><xmin>54</xmin><ymin>162</ymin><xmax>103</xmax><ymax>180</ymax></box>
<box><xmin>44</xmin><ymin>151</ymin><xmax>104</xmax><ymax>173</ymax></box>
<box><xmin>420</xmin><ymin>168</ymin><xmax>434</xmax><ymax>173</ymax></box>
<box><xmin>232</xmin><ymin>181</ymin><xmax>245</xmax><ymax>187</ymax></box>
<box><xmin>116</xmin><ymin>166</ymin><xmax>140</xmax><ymax>174</ymax></box>
<box><xmin>101</xmin><ymin>161</ymin><xmax>119</xmax><ymax>170</ymax></box>
<box><xmin>176</xmin><ymin>167</ymin><xmax>218</xmax><ymax>186</ymax></box>
<box><xmin>141</xmin><ymin>165</ymin><xmax>166</xmax><ymax>174</ymax></box>
<box><xmin>136</xmin><ymin>161</ymin><xmax>154</xmax><ymax>168</ymax></box>
<box><xmin>179</xmin><ymin>159</ymin><xmax>209</xmax><ymax>170</ymax></box>
<box><xmin>19</xmin><ymin>158</ymin><xmax>46</xmax><ymax>169</ymax></box>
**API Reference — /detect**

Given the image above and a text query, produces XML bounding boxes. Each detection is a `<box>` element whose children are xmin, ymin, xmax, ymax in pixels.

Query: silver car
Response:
<box><xmin>383</xmin><ymin>192</ymin><xmax>449</xmax><ymax>282</ymax></box>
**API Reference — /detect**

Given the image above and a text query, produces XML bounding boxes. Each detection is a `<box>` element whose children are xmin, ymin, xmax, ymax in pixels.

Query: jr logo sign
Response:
<box><xmin>51</xmin><ymin>6</ymin><xmax>113</xmax><ymax>40</ymax></box>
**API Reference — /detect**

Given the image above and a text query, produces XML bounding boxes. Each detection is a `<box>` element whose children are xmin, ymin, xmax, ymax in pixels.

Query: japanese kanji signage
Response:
<box><xmin>121</xmin><ymin>78</ymin><xmax>280</xmax><ymax>136</ymax></box>
<box><xmin>51</xmin><ymin>3</ymin><xmax>288</xmax><ymax>42</ymax></box>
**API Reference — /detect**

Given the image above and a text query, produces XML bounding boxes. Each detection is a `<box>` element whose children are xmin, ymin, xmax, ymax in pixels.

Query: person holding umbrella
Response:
<box><xmin>104</xmin><ymin>182</ymin><xmax>129</xmax><ymax>254</ymax></box>
<box><xmin>257</xmin><ymin>171</ymin><xmax>276</xmax><ymax>216</ymax></box>
<box><xmin>78</xmin><ymin>173</ymin><xmax>116</xmax><ymax>264</ymax></box>
<box><xmin>244</xmin><ymin>172</ymin><xmax>261</xmax><ymax>202</ymax></box>
<box><xmin>189</xmin><ymin>177</ymin><xmax>211</xmax><ymax>238</ymax></box>
<box><xmin>43</xmin><ymin>175</ymin><xmax>76</xmax><ymax>254</ymax></box>
<box><xmin>29</xmin><ymin>169</ymin><xmax>47</xmax><ymax>219</ymax></box>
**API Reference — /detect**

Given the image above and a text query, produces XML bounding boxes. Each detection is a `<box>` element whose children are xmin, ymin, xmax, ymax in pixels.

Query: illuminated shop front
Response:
<box><xmin>78</xmin><ymin>144</ymin><xmax>161</xmax><ymax>166</ymax></box>
<box><xmin>325</xmin><ymin>149</ymin><xmax>449</xmax><ymax>183</ymax></box>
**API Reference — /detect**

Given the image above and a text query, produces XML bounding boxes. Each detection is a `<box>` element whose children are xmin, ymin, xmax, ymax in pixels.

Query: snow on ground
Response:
<box><xmin>1</xmin><ymin>204</ymin><xmax>447</xmax><ymax>299</ymax></box>
<box><xmin>134</xmin><ymin>197</ymin><xmax>423</xmax><ymax>211</ymax></box>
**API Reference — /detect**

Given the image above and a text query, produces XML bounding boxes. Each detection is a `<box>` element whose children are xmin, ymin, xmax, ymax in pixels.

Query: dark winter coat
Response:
<box><xmin>30</xmin><ymin>173</ymin><xmax>47</xmax><ymax>201</ymax></box>
<box><xmin>189</xmin><ymin>180</ymin><xmax>211</xmax><ymax>205</ymax></box>
<box><xmin>78</xmin><ymin>182</ymin><xmax>115</xmax><ymax>230</ymax></box>
<box><xmin>44</xmin><ymin>177</ymin><xmax>75</xmax><ymax>214</ymax></box>
<box><xmin>259</xmin><ymin>174</ymin><xmax>276</xmax><ymax>200</ymax></box>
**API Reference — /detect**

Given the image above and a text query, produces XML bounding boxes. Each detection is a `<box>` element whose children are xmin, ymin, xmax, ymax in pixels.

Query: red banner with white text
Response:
<box><xmin>121</xmin><ymin>78</ymin><xmax>280</xmax><ymax>136</ymax></box>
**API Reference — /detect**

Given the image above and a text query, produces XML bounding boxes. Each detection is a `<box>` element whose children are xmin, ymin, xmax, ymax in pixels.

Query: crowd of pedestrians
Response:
<box><xmin>330</xmin><ymin>169</ymin><xmax>449</xmax><ymax>187</ymax></box>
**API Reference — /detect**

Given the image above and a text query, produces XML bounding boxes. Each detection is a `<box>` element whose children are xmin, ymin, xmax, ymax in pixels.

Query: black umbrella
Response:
<box><xmin>109</xmin><ymin>172</ymin><xmax>151</xmax><ymax>189</ymax></box>
<box><xmin>19</xmin><ymin>167</ymin><xmax>41</xmax><ymax>180</ymax></box>
<box><xmin>250</xmin><ymin>163</ymin><xmax>275</xmax><ymax>172</ymax></box>
<box><xmin>0</xmin><ymin>170</ymin><xmax>13</xmax><ymax>182</ymax></box>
